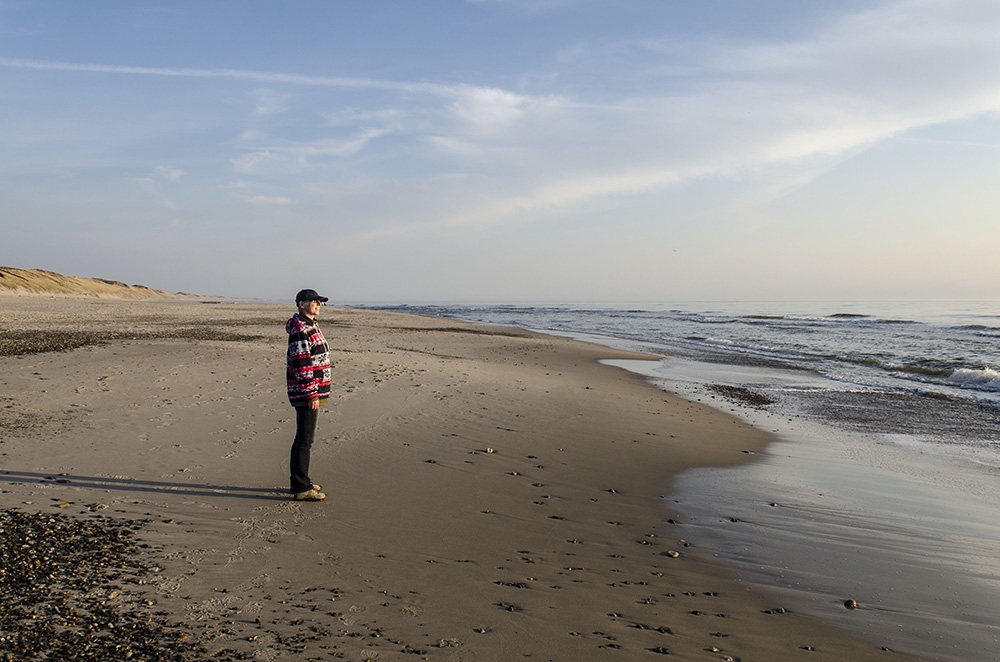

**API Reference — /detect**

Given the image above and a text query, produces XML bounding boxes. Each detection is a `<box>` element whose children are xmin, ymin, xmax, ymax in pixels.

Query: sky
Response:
<box><xmin>2</xmin><ymin>0</ymin><xmax>999</xmax><ymax>303</ymax></box>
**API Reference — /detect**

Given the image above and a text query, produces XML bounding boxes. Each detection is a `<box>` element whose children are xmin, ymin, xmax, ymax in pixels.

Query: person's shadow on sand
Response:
<box><xmin>0</xmin><ymin>471</ymin><xmax>288</xmax><ymax>501</ymax></box>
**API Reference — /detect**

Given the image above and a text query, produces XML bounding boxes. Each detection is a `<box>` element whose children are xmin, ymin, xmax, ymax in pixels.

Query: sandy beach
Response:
<box><xmin>0</xmin><ymin>297</ymin><xmax>928</xmax><ymax>661</ymax></box>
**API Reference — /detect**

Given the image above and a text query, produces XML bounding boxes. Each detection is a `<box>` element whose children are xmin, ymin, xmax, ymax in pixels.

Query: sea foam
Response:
<box><xmin>950</xmin><ymin>367</ymin><xmax>1000</xmax><ymax>391</ymax></box>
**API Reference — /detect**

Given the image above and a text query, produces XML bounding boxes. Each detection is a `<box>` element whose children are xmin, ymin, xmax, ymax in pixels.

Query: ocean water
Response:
<box><xmin>362</xmin><ymin>301</ymin><xmax>1000</xmax><ymax>660</ymax></box>
<box><xmin>367</xmin><ymin>300</ymin><xmax>1000</xmax><ymax>441</ymax></box>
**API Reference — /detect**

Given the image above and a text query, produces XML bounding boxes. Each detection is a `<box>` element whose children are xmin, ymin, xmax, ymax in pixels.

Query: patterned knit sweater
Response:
<box><xmin>285</xmin><ymin>313</ymin><xmax>332</xmax><ymax>406</ymax></box>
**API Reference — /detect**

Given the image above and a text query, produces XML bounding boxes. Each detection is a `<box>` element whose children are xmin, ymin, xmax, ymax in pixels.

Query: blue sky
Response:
<box><xmin>2</xmin><ymin>0</ymin><xmax>999</xmax><ymax>302</ymax></box>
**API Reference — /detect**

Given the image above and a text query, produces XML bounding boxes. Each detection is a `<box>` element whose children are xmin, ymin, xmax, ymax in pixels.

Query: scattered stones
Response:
<box><xmin>494</xmin><ymin>602</ymin><xmax>522</xmax><ymax>612</ymax></box>
<box><xmin>493</xmin><ymin>580</ymin><xmax>530</xmax><ymax>589</ymax></box>
<box><xmin>631</xmin><ymin>622</ymin><xmax>671</xmax><ymax>634</ymax></box>
<box><xmin>0</xmin><ymin>508</ymin><xmax>212</xmax><ymax>661</ymax></box>
<box><xmin>705</xmin><ymin>384</ymin><xmax>776</xmax><ymax>408</ymax></box>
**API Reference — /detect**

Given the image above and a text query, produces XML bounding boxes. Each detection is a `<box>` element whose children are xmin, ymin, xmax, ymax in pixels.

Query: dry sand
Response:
<box><xmin>0</xmin><ymin>297</ymin><xmax>928</xmax><ymax>660</ymax></box>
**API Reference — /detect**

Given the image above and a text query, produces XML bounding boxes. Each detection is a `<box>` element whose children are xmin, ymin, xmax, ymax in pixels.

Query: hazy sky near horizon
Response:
<box><xmin>2</xmin><ymin>0</ymin><xmax>999</xmax><ymax>302</ymax></box>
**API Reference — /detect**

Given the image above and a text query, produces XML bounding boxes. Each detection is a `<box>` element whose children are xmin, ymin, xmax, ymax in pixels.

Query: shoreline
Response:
<box><xmin>604</xmin><ymin>357</ymin><xmax>1000</xmax><ymax>661</ymax></box>
<box><xmin>0</xmin><ymin>298</ymin><xmax>928</xmax><ymax>659</ymax></box>
<box><xmin>673</xmin><ymin>424</ymin><xmax>1000</xmax><ymax>661</ymax></box>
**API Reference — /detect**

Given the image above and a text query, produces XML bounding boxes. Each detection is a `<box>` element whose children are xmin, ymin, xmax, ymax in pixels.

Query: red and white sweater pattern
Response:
<box><xmin>285</xmin><ymin>313</ymin><xmax>332</xmax><ymax>405</ymax></box>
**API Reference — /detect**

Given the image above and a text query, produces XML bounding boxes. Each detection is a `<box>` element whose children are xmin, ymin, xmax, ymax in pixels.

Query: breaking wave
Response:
<box><xmin>950</xmin><ymin>367</ymin><xmax>1000</xmax><ymax>391</ymax></box>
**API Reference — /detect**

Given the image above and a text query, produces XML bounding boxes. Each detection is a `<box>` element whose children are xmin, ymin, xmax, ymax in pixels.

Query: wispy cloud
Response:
<box><xmin>231</xmin><ymin>128</ymin><xmax>392</xmax><ymax>174</ymax></box>
<box><xmin>0</xmin><ymin>56</ymin><xmax>557</xmax><ymax>112</ymax></box>
<box><xmin>0</xmin><ymin>56</ymin><xmax>441</xmax><ymax>92</ymax></box>
<box><xmin>232</xmin><ymin>151</ymin><xmax>279</xmax><ymax>174</ymax></box>
<box><xmin>293</xmin><ymin>129</ymin><xmax>393</xmax><ymax>158</ymax></box>
<box><xmin>131</xmin><ymin>166</ymin><xmax>183</xmax><ymax>210</ymax></box>
<box><xmin>315</xmin><ymin>163</ymin><xmax>693</xmax><ymax>256</ymax></box>
<box><xmin>251</xmin><ymin>88</ymin><xmax>293</xmax><ymax>115</ymax></box>
<box><xmin>154</xmin><ymin>166</ymin><xmax>184</xmax><ymax>181</ymax></box>
<box><xmin>323</xmin><ymin>107</ymin><xmax>405</xmax><ymax>128</ymax></box>
<box><xmin>247</xmin><ymin>195</ymin><xmax>293</xmax><ymax>207</ymax></box>
<box><xmin>450</xmin><ymin>87</ymin><xmax>540</xmax><ymax>133</ymax></box>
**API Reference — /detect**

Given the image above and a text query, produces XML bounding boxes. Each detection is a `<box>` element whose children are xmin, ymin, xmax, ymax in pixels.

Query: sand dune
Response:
<box><xmin>0</xmin><ymin>266</ymin><xmax>191</xmax><ymax>299</ymax></box>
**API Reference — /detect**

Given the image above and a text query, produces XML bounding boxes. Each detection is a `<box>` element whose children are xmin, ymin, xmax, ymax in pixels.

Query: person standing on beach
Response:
<box><xmin>285</xmin><ymin>288</ymin><xmax>332</xmax><ymax>501</ymax></box>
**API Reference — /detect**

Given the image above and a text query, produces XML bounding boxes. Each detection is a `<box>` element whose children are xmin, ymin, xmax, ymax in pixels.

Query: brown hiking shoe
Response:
<box><xmin>294</xmin><ymin>488</ymin><xmax>326</xmax><ymax>501</ymax></box>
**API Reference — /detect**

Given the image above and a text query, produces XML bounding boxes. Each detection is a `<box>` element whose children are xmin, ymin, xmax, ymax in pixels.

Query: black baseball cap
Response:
<box><xmin>295</xmin><ymin>288</ymin><xmax>329</xmax><ymax>303</ymax></box>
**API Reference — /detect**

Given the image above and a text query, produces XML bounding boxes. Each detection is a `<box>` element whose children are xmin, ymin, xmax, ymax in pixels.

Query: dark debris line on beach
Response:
<box><xmin>0</xmin><ymin>329</ymin><xmax>264</xmax><ymax>357</ymax></box>
<box><xmin>704</xmin><ymin>384</ymin><xmax>776</xmax><ymax>409</ymax></box>
<box><xmin>0</xmin><ymin>509</ymin><xmax>244</xmax><ymax>661</ymax></box>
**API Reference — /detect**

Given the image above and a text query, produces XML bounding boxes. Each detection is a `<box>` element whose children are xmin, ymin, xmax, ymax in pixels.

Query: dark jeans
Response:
<box><xmin>290</xmin><ymin>405</ymin><xmax>319</xmax><ymax>494</ymax></box>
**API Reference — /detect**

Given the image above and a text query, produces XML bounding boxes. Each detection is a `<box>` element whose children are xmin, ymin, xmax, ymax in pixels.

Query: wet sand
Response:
<box><xmin>0</xmin><ymin>297</ymin><xmax>930</xmax><ymax>660</ymax></box>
